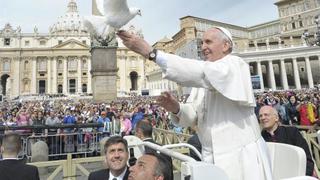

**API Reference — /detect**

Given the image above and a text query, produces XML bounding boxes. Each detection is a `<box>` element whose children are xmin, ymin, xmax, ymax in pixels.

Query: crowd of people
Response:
<box><xmin>255</xmin><ymin>88</ymin><xmax>320</xmax><ymax>126</ymax></box>
<box><xmin>0</xmin><ymin>96</ymin><xmax>174</xmax><ymax>136</ymax></box>
<box><xmin>0</xmin><ymin>88</ymin><xmax>319</xmax><ymax>144</ymax></box>
<box><xmin>1</xmin><ymin>88</ymin><xmax>318</xmax><ymax>137</ymax></box>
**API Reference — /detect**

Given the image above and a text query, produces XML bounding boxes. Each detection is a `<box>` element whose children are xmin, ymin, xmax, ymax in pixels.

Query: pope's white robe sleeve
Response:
<box><xmin>156</xmin><ymin>51</ymin><xmax>255</xmax><ymax>107</ymax></box>
<box><xmin>169</xmin><ymin>103</ymin><xmax>197</xmax><ymax>127</ymax></box>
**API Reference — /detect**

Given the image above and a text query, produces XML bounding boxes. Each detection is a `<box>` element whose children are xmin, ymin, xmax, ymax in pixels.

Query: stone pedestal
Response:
<box><xmin>91</xmin><ymin>47</ymin><xmax>118</xmax><ymax>102</ymax></box>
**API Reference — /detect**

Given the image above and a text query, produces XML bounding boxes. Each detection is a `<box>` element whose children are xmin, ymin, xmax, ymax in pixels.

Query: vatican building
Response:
<box><xmin>0</xmin><ymin>0</ymin><xmax>319</xmax><ymax>100</ymax></box>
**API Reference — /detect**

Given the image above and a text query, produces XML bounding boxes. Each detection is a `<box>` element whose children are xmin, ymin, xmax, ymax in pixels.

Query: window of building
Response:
<box><xmin>4</xmin><ymin>38</ymin><xmax>10</xmax><ymax>46</ymax></box>
<box><xmin>58</xmin><ymin>40</ymin><xmax>63</xmax><ymax>44</ymax></box>
<box><xmin>40</xmin><ymin>40</ymin><xmax>46</xmax><ymax>46</ymax></box>
<box><xmin>299</xmin><ymin>20</ymin><xmax>303</xmax><ymax>27</ymax></box>
<box><xmin>3</xmin><ymin>61</ymin><xmax>10</xmax><ymax>72</ymax></box>
<box><xmin>38</xmin><ymin>60</ymin><xmax>47</xmax><ymax>71</ymax></box>
<box><xmin>58</xmin><ymin>73</ymin><xmax>62</xmax><ymax>76</ymax></box>
<box><xmin>292</xmin><ymin>22</ymin><xmax>296</xmax><ymax>29</ymax></box>
<box><xmin>69</xmin><ymin>79</ymin><xmax>76</xmax><ymax>94</ymax></box>
<box><xmin>82</xmin><ymin>84</ymin><xmax>87</xmax><ymax>93</ymax></box>
<box><xmin>82</xmin><ymin>59</ymin><xmax>87</xmax><ymax>69</ymax></box>
<box><xmin>68</xmin><ymin>58</ymin><xmax>77</xmax><ymax>71</ymax></box>
<box><xmin>38</xmin><ymin>80</ymin><xmax>46</xmax><ymax>94</ymax></box>
<box><xmin>25</xmin><ymin>40</ymin><xmax>30</xmax><ymax>46</ymax></box>
<box><xmin>24</xmin><ymin>61</ymin><xmax>29</xmax><ymax>70</ymax></box>
<box><xmin>82</xmin><ymin>73</ymin><xmax>87</xmax><ymax>76</ymax></box>
<box><xmin>82</xmin><ymin>40</ymin><xmax>86</xmax><ymax>44</ymax></box>
<box><xmin>58</xmin><ymin>60</ymin><xmax>63</xmax><ymax>70</ymax></box>
<box><xmin>58</xmin><ymin>85</ymin><xmax>63</xmax><ymax>94</ymax></box>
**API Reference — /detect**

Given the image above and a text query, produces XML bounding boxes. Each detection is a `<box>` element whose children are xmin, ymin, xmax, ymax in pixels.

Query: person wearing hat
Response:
<box><xmin>117</xmin><ymin>27</ymin><xmax>272</xmax><ymax>180</ymax></box>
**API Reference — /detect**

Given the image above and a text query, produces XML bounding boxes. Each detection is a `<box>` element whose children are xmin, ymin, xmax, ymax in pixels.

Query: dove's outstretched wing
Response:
<box><xmin>103</xmin><ymin>0</ymin><xmax>129</xmax><ymax>17</ymax></box>
<box><xmin>83</xmin><ymin>15</ymin><xmax>109</xmax><ymax>37</ymax></box>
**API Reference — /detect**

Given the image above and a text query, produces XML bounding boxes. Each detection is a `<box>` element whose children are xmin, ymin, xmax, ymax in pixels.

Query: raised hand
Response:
<box><xmin>116</xmin><ymin>30</ymin><xmax>152</xmax><ymax>58</ymax></box>
<box><xmin>156</xmin><ymin>92</ymin><xmax>180</xmax><ymax>114</ymax></box>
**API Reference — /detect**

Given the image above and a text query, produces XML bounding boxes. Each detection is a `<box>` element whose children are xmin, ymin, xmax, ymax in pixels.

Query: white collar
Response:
<box><xmin>109</xmin><ymin>167</ymin><xmax>127</xmax><ymax>180</ymax></box>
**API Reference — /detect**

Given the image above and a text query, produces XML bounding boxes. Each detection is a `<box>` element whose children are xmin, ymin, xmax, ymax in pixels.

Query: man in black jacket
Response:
<box><xmin>260</xmin><ymin>105</ymin><xmax>314</xmax><ymax>176</ymax></box>
<box><xmin>135</xmin><ymin>120</ymin><xmax>173</xmax><ymax>180</ymax></box>
<box><xmin>0</xmin><ymin>132</ymin><xmax>40</xmax><ymax>180</ymax></box>
<box><xmin>88</xmin><ymin>136</ymin><xmax>129</xmax><ymax>180</ymax></box>
<box><xmin>135</xmin><ymin>120</ymin><xmax>157</xmax><ymax>154</ymax></box>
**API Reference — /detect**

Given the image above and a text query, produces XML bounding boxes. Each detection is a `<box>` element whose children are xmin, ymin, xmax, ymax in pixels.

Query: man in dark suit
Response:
<box><xmin>88</xmin><ymin>136</ymin><xmax>129</xmax><ymax>180</ymax></box>
<box><xmin>135</xmin><ymin>120</ymin><xmax>173</xmax><ymax>180</ymax></box>
<box><xmin>135</xmin><ymin>120</ymin><xmax>157</xmax><ymax>154</ymax></box>
<box><xmin>0</xmin><ymin>132</ymin><xmax>40</xmax><ymax>180</ymax></box>
<box><xmin>259</xmin><ymin>105</ymin><xmax>315</xmax><ymax>176</ymax></box>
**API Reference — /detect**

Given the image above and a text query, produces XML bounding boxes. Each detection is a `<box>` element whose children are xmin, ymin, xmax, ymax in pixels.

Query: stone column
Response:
<box><xmin>91</xmin><ymin>47</ymin><xmax>118</xmax><ymax>102</ymax></box>
<box><xmin>77</xmin><ymin>57</ymin><xmax>82</xmax><ymax>94</ymax></box>
<box><xmin>257</xmin><ymin>61</ymin><xmax>265</xmax><ymax>90</ymax></box>
<box><xmin>305</xmin><ymin>56</ymin><xmax>314</xmax><ymax>88</ymax></box>
<box><xmin>47</xmin><ymin>57</ymin><xmax>51</xmax><ymax>94</ymax></box>
<box><xmin>52</xmin><ymin>57</ymin><xmax>58</xmax><ymax>94</ymax></box>
<box><xmin>280</xmin><ymin>59</ymin><xmax>289</xmax><ymax>90</ymax></box>
<box><xmin>268</xmin><ymin>60</ymin><xmax>276</xmax><ymax>90</ymax></box>
<box><xmin>31</xmin><ymin>57</ymin><xmax>37</xmax><ymax>94</ymax></box>
<box><xmin>292</xmin><ymin>58</ymin><xmax>301</xmax><ymax>89</ymax></box>
<box><xmin>63</xmin><ymin>57</ymin><xmax>68</xmax><ymax>94</ymax></box>
<box><xmin>12</xmin><ymin>57</ymin><xmax>21</xmax><ymax>97</ymax></box>
<box><xmin>87</xmin><ymin>57</ymin><xmax>92</xmax><ymax>94</ymax></box>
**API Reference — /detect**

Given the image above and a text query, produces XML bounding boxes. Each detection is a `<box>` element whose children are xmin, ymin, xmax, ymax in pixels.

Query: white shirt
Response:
<box><xmin>109</xmin><ymin>167</ymin><xmax>127</xmax><ymax>180</ymax></box>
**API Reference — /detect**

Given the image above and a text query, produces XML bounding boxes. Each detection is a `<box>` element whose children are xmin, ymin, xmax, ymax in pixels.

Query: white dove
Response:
<box><xmin>102</xmin><ymin>0</ymin><xmax>141</xmax><ymax>29</ymax></box>
<box><xmin>83</xmin><ymin>15</ymin><xmax>110</xmax><ymax>39</ymax></box>
<box><xmin>83</xmin><ymin>0</ymin><xmax>141</xmax><ymax>43</ymax></box>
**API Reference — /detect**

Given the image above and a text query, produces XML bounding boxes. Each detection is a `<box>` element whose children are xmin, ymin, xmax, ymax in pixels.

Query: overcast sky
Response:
<box><xmin>0</xmin><ymin>0</ymin><xmax>279</xmax><ymax>44</ymax></box>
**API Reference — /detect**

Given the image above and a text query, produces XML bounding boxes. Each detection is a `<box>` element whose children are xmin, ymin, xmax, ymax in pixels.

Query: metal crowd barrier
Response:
<box><xmin>0</xmin><ymin>123</ymin><xmax>124</xmax><ymax>160</ymax></box>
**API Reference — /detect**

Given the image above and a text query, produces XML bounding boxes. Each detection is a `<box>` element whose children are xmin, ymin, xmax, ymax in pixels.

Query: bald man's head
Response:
<box><xmin>259</xmin><ymin>106</ymin><xmax>279</xmax><ymax>131</ymax></box>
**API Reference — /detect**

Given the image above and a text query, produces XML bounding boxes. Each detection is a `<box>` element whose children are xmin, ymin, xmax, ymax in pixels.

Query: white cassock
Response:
<box><xmin>156</xmin><ymin>51</ymin><xmax>273</xmax><ymax>180</ymax></box>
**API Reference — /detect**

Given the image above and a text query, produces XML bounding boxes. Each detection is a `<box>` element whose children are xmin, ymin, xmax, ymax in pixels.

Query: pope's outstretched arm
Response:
<box><xmin>117</xmin><ymin>31</ymin><xmax>191</xmax><ymax>124</ymax></box>
<box><xmin>117</xmin><ymin>30</ymin><xmax>152</xmax><ymax>58</ymax></box>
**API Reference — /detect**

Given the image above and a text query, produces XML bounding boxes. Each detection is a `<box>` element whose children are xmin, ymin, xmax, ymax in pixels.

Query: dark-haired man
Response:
<box><xmin>128</xmin><ymin>152</ymin><xmax>172</xmax><ymax>180</ymax></box>
<box><xmin>135</xmin><ymin>120</ymin><xmax>155</xmax><ymax>154</ymax></box>
<box><xmin>0</xmin><ymin>132</ymin><xmax>40</xmax><ymax>180</ymax></box>
<box><xmin>88</xmin><ymin>136</ymin><xmax>129</xmax><ymax>180</ymax></box>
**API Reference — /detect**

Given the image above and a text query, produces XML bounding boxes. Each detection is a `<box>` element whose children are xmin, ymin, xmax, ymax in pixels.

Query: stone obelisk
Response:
<box><xmin>90</xmin><ymin>0</ymin><xmax>118</xmax><ymax>102</ymax></box>
<box><xmin>91</xmin><ymin>47</ymin><xmax>118</xmax><ymax>102</ymax></box>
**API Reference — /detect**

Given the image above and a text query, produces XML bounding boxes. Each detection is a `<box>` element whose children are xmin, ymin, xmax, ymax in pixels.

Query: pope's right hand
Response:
<box><xmin>156</xmin><ymin>92</ymin><xmax>180</xmax><ymax>114</ymax></box>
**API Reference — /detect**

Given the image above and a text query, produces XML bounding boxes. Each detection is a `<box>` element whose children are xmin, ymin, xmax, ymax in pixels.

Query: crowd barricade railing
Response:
<box><xmin>0</xmin><ymin>123</ymin><xmax>126</xmax><ymax>160</ymax></box>
<box><xmin>24</xmin><ymin>132</ymin><xmax>102</xmax><ymax>159</ymax></box>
